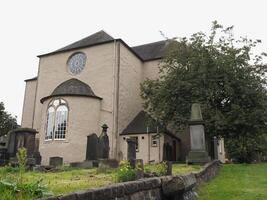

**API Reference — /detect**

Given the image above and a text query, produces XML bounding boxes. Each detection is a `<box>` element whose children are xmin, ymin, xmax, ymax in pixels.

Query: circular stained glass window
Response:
<box><xmin>67</xmin><ymin>52</ymin><xmax>87</xmax><ymax>75</ymax></box>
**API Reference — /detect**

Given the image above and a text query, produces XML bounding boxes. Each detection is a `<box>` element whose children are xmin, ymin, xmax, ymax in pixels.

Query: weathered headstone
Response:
<box><xmin>86</xmin><ymin>133</ymin><xmax>98</xmax><ymax>160</ymax></box>
<box><xmin>0</xmin><ymin>135</ymin><xmax>9</xmax><ymax>166</ymax></box>
<box><xmin>135</xmin><ymin>159</ymin><xmax>144</xmax><ymax>179</ymax></box>
<box><xmin>213</xmin><ymin>136</ymin><xmax>225</xmax><ymax>163</ymax></box>
<box><xmin>49</xmin><ymin>156</ymin><xmax>63</xmax><ymax>167</ymax></box>
<box><xmin>98</xmin><ymin>124</ymin><xmax>109</xmax><ymax>159</ymax></box>
<box><xmin>127</xmin><ymin>138</ymin><xmax>136</xmax><ymax>168</ymax></box>
<box><xmin>166</xmin><ymin>161</ymin><xmax>172</xmax><ymax>175</ymax></box>
<box><xmin>7</xmin><ymin>128</ymin><xmax>38</xmax><ymax>157</ymax></box>
<box><xmin>6</xmin><ymin>128</ymin><xmax>41</xmax><ymax>166</ymax></box>
<box><xmin>186</xmin><ymin>103</ymin><xmax>210</xmax><ymax>164</ymax></box>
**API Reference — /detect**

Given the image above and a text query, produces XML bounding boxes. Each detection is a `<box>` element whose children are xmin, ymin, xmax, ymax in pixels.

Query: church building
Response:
<box><xmin>21</xmin><ymin>31</ymin><xmax>182</xmax><ymax>165</ymax></box>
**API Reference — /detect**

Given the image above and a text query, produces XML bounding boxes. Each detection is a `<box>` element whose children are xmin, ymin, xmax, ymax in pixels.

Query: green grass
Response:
<box><xmin>0</xmin><ymin>163</ymin><xmax>201</xmax><ymax>196</ymax></box>
<box><xmin>172</xmin><ymin>164</ymin><xmax>202</xmax><ymax>175</ymax></box>
<box><xmin>0</xmin><ymin>167</ymin><xmax>116</xmax><ymax>195</ymax></box>
<box><xmin>198</xmin><ymin>164</ymin><xmax>267</xmax><ymax>200</ymax></box>
<box><xmin>144</xmin><ymin>163</ymin><xmax>201</xmax><ymax>176</ymax></box>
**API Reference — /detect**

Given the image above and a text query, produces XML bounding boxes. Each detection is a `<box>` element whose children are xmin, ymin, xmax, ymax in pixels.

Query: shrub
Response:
<box><xmin>0</xmin><ymin>148</ymin><xmax>53</xmax><ymax>200</ymax></box>
<box><xmin>0</xmin><ymin>179</ymin><xmax>52</xmax><ymax>200</ymax></box>
<box><xmin>116</xmin><ymin>161</ymin><xmax>136</xmax><ymax>182</ymax></box>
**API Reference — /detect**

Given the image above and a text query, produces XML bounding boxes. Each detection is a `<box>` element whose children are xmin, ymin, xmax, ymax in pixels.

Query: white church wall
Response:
<box><xmin>118</xmin><ymin>43</ymin><xmax>143</xmax><ymax>134</ymax></box>
<box><xmin>21</xmin><ymin>79</ymin><xmax>37</xmax><ymax>128</ymax></box>
<box><xmin>33</xmin><ymin>42</ymin><xmax>117</xmax><ymax>163</ymax></box>
<box><xmin>33</xmin><ymin>43</ymin><xmax>115</xmax><ymax>133</ymax></box>
<box><xmin>143</xmin><ymin>60</ymin><xmax>161</xmax><ymax>81</ymax></box>
<box><xmin>39</xmin><ymin>96</ymin><xmax>101</xmax><ymax>165</ymax></box>
<box><xmin>117</xmin><ymin>44</ymin><xmax>143</xmax><ymax>156</ymax></box>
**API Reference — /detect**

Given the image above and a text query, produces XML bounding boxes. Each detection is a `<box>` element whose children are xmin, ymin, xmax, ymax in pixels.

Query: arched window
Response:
<box><xmin>45</xmin><ymin>106</ymin><xmax>55</xmax><ymax>140</ymax></box>
<box><xmin>45</xmin><ymin>99</ymin><xmax>68</xmax><ymax>140</ymax></box>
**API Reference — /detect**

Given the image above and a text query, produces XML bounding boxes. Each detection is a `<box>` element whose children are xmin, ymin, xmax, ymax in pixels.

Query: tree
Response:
<box><xmin>0</xmin><ymin>102</ymin><xmax>18</xmax><ymax>136</ymax></box>
<box><xmin>140</xmin><ymin>21</ymin><xmax>267</xmax><ymax>163</ymax></box>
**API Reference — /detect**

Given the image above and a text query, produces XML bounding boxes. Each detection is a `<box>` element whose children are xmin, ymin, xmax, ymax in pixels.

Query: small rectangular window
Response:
<box><xmin>151</xmin><ymin>135</ymin><xmax>158</xmax><ymax>147</ymax></box>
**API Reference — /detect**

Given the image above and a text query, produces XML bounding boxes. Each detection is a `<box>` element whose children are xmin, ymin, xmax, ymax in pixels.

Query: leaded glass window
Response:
<box><xmin>45</xmin><ymin>107</ymin><xmax>55</xmax><ymax>140</ymax></box>
<box><xmin>45</xmin><ymin>99</ymin><xmax>68</xmax><ymax>141</ymax></box>
<box><xmin>54</xmin><ymin>105</ymin><xmax>68</xmax><ymax>140</ymax></box>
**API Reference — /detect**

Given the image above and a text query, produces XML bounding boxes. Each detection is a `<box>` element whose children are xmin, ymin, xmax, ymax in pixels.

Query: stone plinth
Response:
<box><xmin>187</xmin><ymin>103</ymin><xmax>210</xmax><ymax>164</ymax></box>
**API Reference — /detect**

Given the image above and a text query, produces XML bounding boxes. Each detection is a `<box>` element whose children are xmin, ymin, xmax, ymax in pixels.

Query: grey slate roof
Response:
<box><xmin>121</xmin><ymin>110</ymin><xmax>180</xmax><ymax>140</ymax></box>
<box><xmin>38</xmin><ymin>30</ymin><xmax>168</xmax><ymax>62</ymax></box>
<box><xmin>121</xmin><ymin>111</ymin><xmax>159</xmax><ymax>135</ymax></box>
<box><xmin>40</xmin><ymin>78</ymin><xmax>102</xmax><ymax>103</ymax></box>
<box><xmin>131</xmin><ymin>40</ymin><xmax>168</xmax><ymax>61</ymax></box>
<box><xmin>44</xmin><ymin>30</ymin><xmax>114</xmax><ymax>56</ymax></box>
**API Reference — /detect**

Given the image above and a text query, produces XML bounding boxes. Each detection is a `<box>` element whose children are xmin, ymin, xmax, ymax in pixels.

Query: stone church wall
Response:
<box><xmin>39</xmin><ymin>160</ymin><xmax>220</xmax><ymax>200</ymax></box>
<box><xmin>143</xmin><ymin>60</ymin><xmax>161</xmax><ymax>81</ymax></box>
<box><xmin>21</xmin><ymin>79</ymin><xmax>37</xmax><ymax>128</ymax></box>
<box><xmin>118</xmin><ymin>43</ymin><xmax>143</xmax><ymax>135</ymax></box>
<box><xmin>39</xmin><ymin>96</ymin><xmax>101</xmax><ymax>165</ymax></box>
<box><xmin>34</xmin><ymin>43</ymin><xmax>117</xmax><ymax>164</ymax></box>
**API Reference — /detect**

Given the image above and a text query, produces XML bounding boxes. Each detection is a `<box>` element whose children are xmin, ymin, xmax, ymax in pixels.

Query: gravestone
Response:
<box><xmin>166</xmin><ymin>161</ymin><xmax>172</xmax><ymax>175</ymax></box>
<box><xmin>186</xmin><ymin>103</ymin><xmax>210</xmax><ymax>164</ymax></box>
<box><xmin>6</xmin><ymin>128</ymin><xmax>41</xmax><ymax>165</ymax></box>
<box><xmin>127</xmin><ymin>138</ymin><xmax>136</xmax><ymax>168</ymax></box>
<box><xmin>213</xmin><ymin>136</ymin><xmax>225</xmax><ymax>163</ymax></box>
<box><xmin>0</xmin><ymin>135</ymin><xmax>9</xmax><ymax>166</ymax></box>
<box><xmin>98</xmin><ymin>124</ymin><xmax>109</xmax><ymax>159</ymax></box>
<box><xmin>49</xmin><ymin>156</ymin><xmax>63</xmax><ymax>167</ymax></box>
<box><xmin>86</xmin><ymin>133</ymin><xmax>98</xmax><ymax>160</ymax></box>
<box><xmin>135</xmin><ymin>159</ymin><xmax>144</xmax><ymax>179</ymax></box>
<box><xmin>7</xmin><ymin>128</ymin><xmax>38</xmax><ymax>157</ymax></box>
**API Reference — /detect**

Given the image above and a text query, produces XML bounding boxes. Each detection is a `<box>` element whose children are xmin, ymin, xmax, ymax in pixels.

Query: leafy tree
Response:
<box><xmin>141</xmin><ymin>21</ymin><xmax>267</xmax><ymax>163</ymax></box>
<box><xmin>0</xmin><ymin>102</ymin><xmax>18</xmax><ymax>136</ymax></box>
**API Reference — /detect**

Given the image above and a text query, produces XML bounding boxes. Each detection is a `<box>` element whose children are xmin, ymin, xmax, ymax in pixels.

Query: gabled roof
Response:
<box><xmin>132</xmin><ymin>40</ymin><xmax>167</xmax><ymax>61</ymax></box>
<box><xmin>37</xmin><ymin>30</ymin><xmax>168</xmax><ymax>62</ymax></box>
<box><xmin>38</xmin><ymin>30</ymin><xmax>114</xmax><ymax>57</ymax></box>
<box><xmin>121</xmin><ymin>110</ymin><xmax>180</xmax><ymax>140</ymax></box>
<box><xmin>40</xmin><ymin>78</ymin><xmax>102</xmax><ymax>103</ymax></box>
<box><xmin>121</xmin><ymin>111</ymin><xmax>159</xmax><ymax>135</ymax></box>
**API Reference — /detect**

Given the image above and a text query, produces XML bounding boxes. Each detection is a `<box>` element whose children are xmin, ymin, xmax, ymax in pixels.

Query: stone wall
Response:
<box><xmin>39</xmin><ymin>160</ymin><xmax>220</xmax><ymax>200</ymax></box>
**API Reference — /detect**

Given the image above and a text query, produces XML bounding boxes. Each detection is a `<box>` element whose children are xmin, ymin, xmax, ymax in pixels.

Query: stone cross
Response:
<box><xmin>98</xmin><ymin>124</ymin><xmax>110</xmax><ymax>159</ymax></box>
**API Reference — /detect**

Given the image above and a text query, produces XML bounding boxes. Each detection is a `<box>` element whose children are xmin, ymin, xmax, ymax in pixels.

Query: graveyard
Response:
<box><xmin>0</xmin><ymin>162</ymin><xmax>202</xmax><ymax>196</ymax></box>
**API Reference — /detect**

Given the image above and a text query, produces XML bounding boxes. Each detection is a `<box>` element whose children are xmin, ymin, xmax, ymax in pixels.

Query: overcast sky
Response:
<box><xmin>0</xmin><ymin>0</ymin><xmax>267</xmax><ymax>124</ymax></box>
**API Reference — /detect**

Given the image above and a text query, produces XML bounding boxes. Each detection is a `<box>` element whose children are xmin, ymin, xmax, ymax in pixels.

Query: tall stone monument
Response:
<box><xmin>98</xmin><ymin>124</ymin><xmax>110</xmax><ymax>159</ymax></box>
<box><xmin>186</xmin><ymin>103</ymin><xmax>210</xmax><ymax>164</ymax></box>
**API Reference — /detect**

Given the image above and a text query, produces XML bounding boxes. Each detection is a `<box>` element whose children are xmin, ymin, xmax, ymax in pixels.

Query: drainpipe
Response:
<box><xmin>112</xmin><ymin>40</ymin><xmax>120</xmax><ymax>159</ymax></box>
<box><xmin>147</xmin><ymin>126</ymin><xmax>150</xmax><ymax>163</ymax></box>
<box><xmin>157</xmin><ymin>126</ymin><xmax>160</xmax><ymax>162</ymax></box>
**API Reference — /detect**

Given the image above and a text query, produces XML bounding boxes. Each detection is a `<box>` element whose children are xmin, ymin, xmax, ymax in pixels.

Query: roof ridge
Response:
<box><xmin>132</xmin><ymin>40</ymin><xmax>167</xmax><ymax>48</ymax></box>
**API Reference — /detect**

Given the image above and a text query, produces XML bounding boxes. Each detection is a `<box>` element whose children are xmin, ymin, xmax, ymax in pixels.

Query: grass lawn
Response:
<box><xmin>144</xmin><ymin>163</ymin><xmax>201</xmax><ymax>176</ymax></box>
<box><xmin>0</xmin><ymin>167</ymin><xmax>116</xmax><ymax>196</ymax></box>
<box><xmin>172</xmin><ymin>164</ymin><xmax>201</xmax><ymax>175</ymax></box>
<box><xmin>198</xmin><ymin>164</ymin><xmax>267</xmax><ymax>200</ymax></box>
<box><xmin>0</xmin><ymin>163</ymin><xmax>200</xmax><ymax>196</ymax></box>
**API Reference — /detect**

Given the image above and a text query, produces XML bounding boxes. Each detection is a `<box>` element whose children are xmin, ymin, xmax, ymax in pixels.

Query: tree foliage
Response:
<box><xmin>0</xmin><ymin>102</ymin><xmax>18</xmax><ymax>136</ymax></box>
<box><xmin>140</xmin><ymin>21</ymin><xmax>267</xmax><ymax>162</ymax></box>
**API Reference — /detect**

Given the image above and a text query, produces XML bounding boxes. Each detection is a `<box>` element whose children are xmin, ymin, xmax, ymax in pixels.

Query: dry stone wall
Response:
<box><xmin>39</xmin><ymin>160</ymin><xmax>220</xmax><ymax>200</ymax></box>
